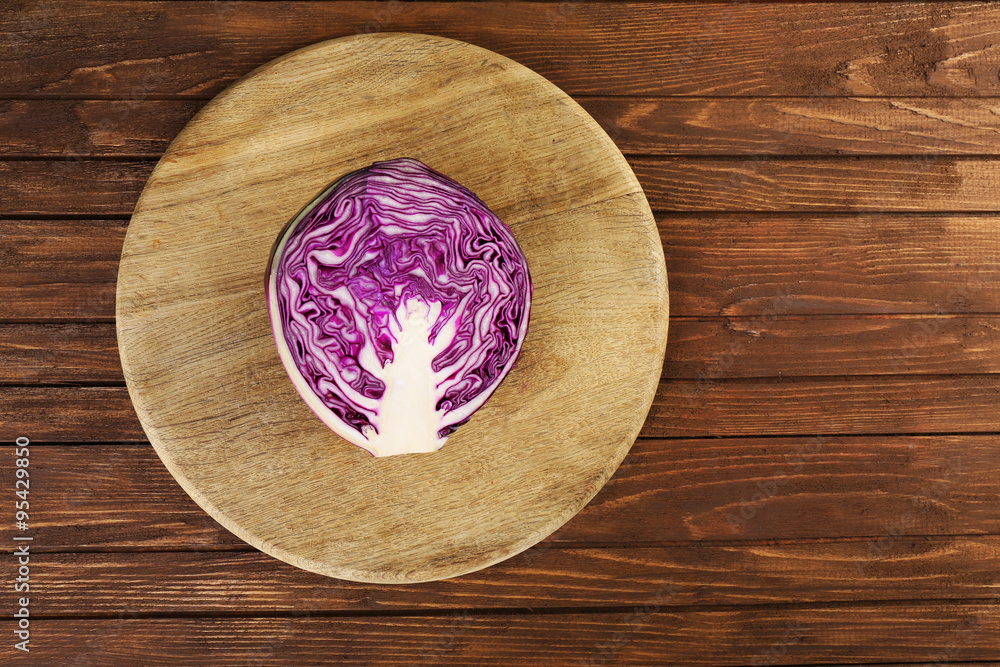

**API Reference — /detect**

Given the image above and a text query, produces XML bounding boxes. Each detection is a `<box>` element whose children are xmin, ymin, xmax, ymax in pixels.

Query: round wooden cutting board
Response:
<box><xmin>117</xmin><ymin>33</ymin><xmax>668</xmax><ymax>583</ymax></box>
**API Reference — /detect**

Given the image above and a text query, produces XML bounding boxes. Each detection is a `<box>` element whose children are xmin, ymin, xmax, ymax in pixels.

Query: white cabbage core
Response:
<box><xmin>357</xmin><ymin>298</ymin><xmax>458</xmax><ymax>457</ymax></box>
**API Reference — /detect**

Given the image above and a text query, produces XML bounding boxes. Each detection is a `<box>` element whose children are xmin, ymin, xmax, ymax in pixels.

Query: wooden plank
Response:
<box><xmin>5</xmin><ymin>158</ymin><xmax>1000</xmax><ymax>216</ymax></box>
<box><xmin>635</xmin><ymin>157</ymin><xmax>1000</xmax><ymax>212</ymax></box>
<box><xmin>15</xmin><ymin>443</ymin><xmax>244</xmax><ymax>551</ymax></box>
<box><xmin>8</xmin><ymin>375</ymin><xmax>1000</xmax><ymax>442</ymax></box>
<box><xmin>0</xmin><ymin>99</ymin><xmax>202</xmax><ymax>157</ymax></box>
<box><xmin>6</xmin><ymin>603</ymin><xmax>1000</xmax><ymax>665</ymax></box>
<box><xmin>581</xmin><ymin>97</ymin><xmax>1000</xmax><ymax>156</ymax></box>
<box><xmin>647</xmin><ymin>375</ymin><xmax>1000</xmax><ymax>438</ymax></box>
<box><xmin>0</xmin><ymin>219</ymin><xmax>124</xmax><ymax>321</ymax></box>
<box><xmin>6</xmin><ymin>214</ymin><xmax>1000</xmax><ymax>322</ymax></box>
<box><xmin>0</xmin><ymin>387</ymin><xmax>143</xmax><ymax>442</ymax></box>
<box><xmin>21</xmin><ymin>537</ymin><xmax>1000</xmax><ymax>616</ymax></box>
<box><xmin>17</xmin><ymin>437</ymin><xmax>1000</xmax><ymax>549</ymax></box>
<box><xmin>578</xmin><ymin>434</ymin><xmax>1000</xmax><ymax>543</ymax></box>
<box><xmin>0</xmin><ymin>323</ymin><xmax>121</xmax><ymax>383</ymax></box>
<box><xmin>663</xmin><ymin>213</ymin><xmax>1000</xmax><ymax>317</ymax></box>
<box><xmin>9</xmin><ymin>98</ymin><xmax>1000</xmax><ymax>158</ymax></box>
<box><xmin>7</xmin><ymin>315</ymin><xmax>1000</xmax><ymax>384</ymax></box>
<box><xmin>0</xmin><ymin>161</ymin><xmax>152</xmax><ymax>216</ymax></box>
<box><xmin>665</xmin><ymin>315</ymin><xmax>1000</xmax><ymax>378</ymax></box>
<box><xmin>4</xmin><ymin>2</ymin><xmax>1000</xmax><ymax>97</ymax></box>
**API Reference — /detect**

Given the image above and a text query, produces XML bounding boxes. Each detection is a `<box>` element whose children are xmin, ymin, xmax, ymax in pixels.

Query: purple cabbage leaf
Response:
<box><xmin>266</xmin><ymin>158</ymin><xmax>532</xmax><ymax>457</ymax></box>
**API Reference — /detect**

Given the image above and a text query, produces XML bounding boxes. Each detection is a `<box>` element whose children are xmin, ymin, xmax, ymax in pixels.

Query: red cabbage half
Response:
<box><xmin>266</xmin><ymin>158</ymin><xmax>532</xmax><ymax>457</ymax></box>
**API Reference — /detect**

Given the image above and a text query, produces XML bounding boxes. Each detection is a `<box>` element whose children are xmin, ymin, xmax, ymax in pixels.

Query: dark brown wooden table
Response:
<box><xmin>4</xmin><ymin>1</ymin><xmax>1000</xmax><ymax>664</ymax></box>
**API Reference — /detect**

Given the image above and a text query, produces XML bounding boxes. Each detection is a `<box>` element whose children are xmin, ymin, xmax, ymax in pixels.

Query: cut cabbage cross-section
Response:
<box><xmin>266</xmin><ymin>158</ymin><xmax>532</xmax><ymax>457</ymax></box>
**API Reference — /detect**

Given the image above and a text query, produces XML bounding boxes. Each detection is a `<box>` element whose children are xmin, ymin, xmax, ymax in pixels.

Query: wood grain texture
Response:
<box><xmin>0</xmin><ymin>160</ymin><xmax>153</xmax><ymax>216</ymax></box>
<box><xmin>116</xmin><ymin>33</ymin><xmax>667</xmax><ymax>583</ymax></box>
<box><xmin>12</xmin><ymin>443</ymin><xmax>245</xmax><ymax>551</ymax></box>
<box><xmin>4</xmin><ymin>2</ymin><xmax>1000</xmax><ymax>97</ymax></box>
<box><xmin>636</xmin><ymin>157</ymin><xmax>1000</xmax><ymax>212</ymax></box>
<box><xmin>22</xmin><ymin>536</ymin><xmax>1000</xmax><ymax>616</ymax></box>
<box><xmin>8</xmin><ymin>315</ymin><xmax>1000</xmax><ymax>384</ymax></box>
<box><xmin>7</xmin><ymin>2</ymin><xmax>1000</xmax><ymax>663</ymax></box>
<box><xmin>0</xmin><ymin>387</ymin><xmax>140</xmax><ymax>441</ymax></box>
<box><xmin>648</xmin><ymin>375</ymin><xmax>1000</xmax><ymax>438</ymax></box>
<box><xmin>580</xmin><ymin>97</ymin><xmax>1000</xmax><ymax>156</ymax></box>
<box><xmin>7</xmin><ymin>214</ymin><xmax>1000</xmax><ymax>321</ymax></box>
<box><xmin>0</xmin><ymin>219</ymin><xmax>125</xmax><ymax>322</ymax></box>
<box><xmin>8</xmin><ymin>158</ymin><xmax>1000</xmax><ymax>215</ymax></box>
<box><xmin>5</xmin><ymin>603</ymin><xmax>1000</xmax><ymax>665</ymax></box>
<box><xmin>586</xmin><ymin>435</ymin><xmax>999</xmax><ymax>543</ymax></box>
<box><xmin>10</xmin><ymin>97</ymin><xmax>1000</xmax><ymax>158</ymax></box>
<box><xmin>12</xmin><ymin>374</ymin><xmax>1000</xmax><ymax>442</ymax></box>
<box><xmin>665</xmin><ymin>315</ymin><xmax>1000</xmax><ymax>378</ymax></box>
<box><xmin>17</xmin><ymin>437</ymin><xmax>1000</xmax><ymax>549</ymax></box>
<box><xmin>0</xmin><ymin>99</ymin><xmax>202</xmax><ymax>157</ymax></box>
<box><xmin>664</xmin><ymin>213</ymin><xmax>1000</xmax><ymax>317</ymax></box>
<box><xmin>0</xmin><ymin>323</ymin><xmax>121</xmax><ymax>383</ymax></box>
